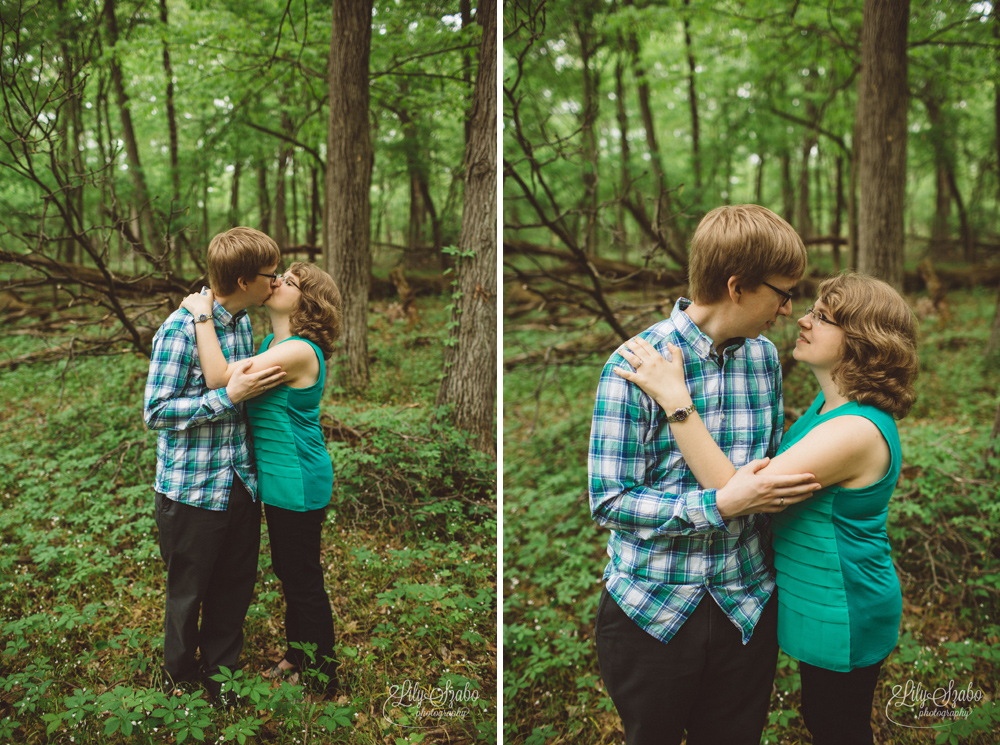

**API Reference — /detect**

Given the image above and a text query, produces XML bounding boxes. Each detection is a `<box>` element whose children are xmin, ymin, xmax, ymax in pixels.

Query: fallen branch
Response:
<box><xmin>0</xmin><ymin>250</ymin><xmax>188</xmax><ymax>296</ymax></box>
<box><xmin>503</xmin><ymin>333</ymin><xmax>617</xmax><ymax>370</ymax></box>
<box><xmin>0</xmin><ymin>336</ymin><xmax>134</xmax><ymax>371</ymax></box>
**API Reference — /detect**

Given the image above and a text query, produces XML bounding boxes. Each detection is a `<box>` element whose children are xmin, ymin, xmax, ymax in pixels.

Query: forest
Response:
<box><xmin>503</xmin><ymin>1</ymin><xmax>1000</xmax><ymax>744</ymax></box>
<box><xmin>1</xmin><ymin>0</ymin><xmax>496</xmax><ymax>743</ymax></box>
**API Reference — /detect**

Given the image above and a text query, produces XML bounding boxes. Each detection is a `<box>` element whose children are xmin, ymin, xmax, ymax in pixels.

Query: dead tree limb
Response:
<box><xmin>1</xmin><ymin>250</ymin><xmax>189</xmax><ymax>296</ymax></box>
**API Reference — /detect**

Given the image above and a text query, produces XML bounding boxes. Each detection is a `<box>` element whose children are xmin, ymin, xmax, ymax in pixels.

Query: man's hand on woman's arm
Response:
<box><xmin>226</xmin><ymin>360</ymin><xmax>286</xmax><ymax>404</ymax></box>
<box><xmin>715</xmin><ymin>459</ymin><xmax>820</xmax><ymax>518</ymax></box>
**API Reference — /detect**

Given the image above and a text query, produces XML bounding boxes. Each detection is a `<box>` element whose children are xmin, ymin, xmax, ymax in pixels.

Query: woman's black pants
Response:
<box><xmin>264</xmin><ymin>502</ymin><xmax>338</xmax><ymax>693</ymax></box>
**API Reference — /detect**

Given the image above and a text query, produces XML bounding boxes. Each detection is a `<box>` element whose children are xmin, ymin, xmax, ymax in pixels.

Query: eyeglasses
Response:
<box><xmin>279</xmin><ymin>274</ymin><xmax>300</xmax><ymax>289</ymax></box>
<box><xmin>761</xmin><ymin>281</ymin><xmax>793</xmax><ymax>308</ymax></box>
<box><xmin>804</xmin><ymin>305</ymin><xmax>839</xmax><ymax>326</ymax></box>
<box><xmin>258</xmin><ymin>272</ymin><xmax>280</xmax><ymax>283</ymax></box>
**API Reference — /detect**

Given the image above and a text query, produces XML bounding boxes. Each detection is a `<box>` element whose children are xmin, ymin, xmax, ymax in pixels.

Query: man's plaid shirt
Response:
<box><xmin>589</xmin><ymin>299</ymin><xmax>784</xmax><ymax>645</ymax></box>
<box><xmin>143</xmin><ymin>302</ymin><xmax>257</xmax><ymax>510</ymax></box>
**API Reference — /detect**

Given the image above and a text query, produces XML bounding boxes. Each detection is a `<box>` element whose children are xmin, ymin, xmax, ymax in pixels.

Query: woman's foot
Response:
<box><xmin>262</xmin><ymin>658</ymin><xmax>300</xmax><ymax>684</ymax></box>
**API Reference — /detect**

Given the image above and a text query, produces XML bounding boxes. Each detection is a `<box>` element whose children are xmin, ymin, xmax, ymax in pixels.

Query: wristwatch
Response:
<box><xmin>194</xmin><ymin>313</ymin><xmax>211</xmax><ymax>324</ymax></box>
<box><xmin>665</xmin><ymin>403</ymin><xmax>696</xmax><ymax>423</ymax></box>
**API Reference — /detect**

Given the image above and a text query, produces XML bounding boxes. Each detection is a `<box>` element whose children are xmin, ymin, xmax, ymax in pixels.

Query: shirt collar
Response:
<box><xmin>671</xmin><ymin>298</ymin><xmax>747</xmax><ymax>362</ymax></box>
<box><xmin>213</xmin><ymin>301</ymin><xmax>246</xmax><ymax>328</ymax></box>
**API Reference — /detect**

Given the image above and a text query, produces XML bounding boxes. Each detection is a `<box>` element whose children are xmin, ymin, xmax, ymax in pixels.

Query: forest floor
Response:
<box><xmin>0</xmin><ymin>293</ymin><xmax>497</xmax><ymax>744</ymax></box>
<box><xmin>503</xmin><ymin>285</ymin><xmax>1000</xmax><ymax>745</ymax></box>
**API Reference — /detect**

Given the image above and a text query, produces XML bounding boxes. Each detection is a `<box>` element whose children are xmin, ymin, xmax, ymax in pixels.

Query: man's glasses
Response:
<box><xmin>804</xmin><ymin>306</ymin><xmax>839</xmax><ymax>326</ymax></box>
<box><xmin>761</xmin><ymin>281</ymin><xmax>793</xmax><ymax>308</ymax></box>
<box><xmin>257</xmin><ymin>272</ymin><xmax>280</xmax><ymax>283</ymax></box>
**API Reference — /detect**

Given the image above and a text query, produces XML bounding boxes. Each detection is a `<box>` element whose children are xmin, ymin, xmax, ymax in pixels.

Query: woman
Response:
<box><xmin>615</xmin><ymin>272</ymin><xmax>918</xmax><ymax>745</ymax></box>
<box><xmin>180</xmin><ymin>261</ymin><xmax>342</xmax><ymax>695</ymax></box>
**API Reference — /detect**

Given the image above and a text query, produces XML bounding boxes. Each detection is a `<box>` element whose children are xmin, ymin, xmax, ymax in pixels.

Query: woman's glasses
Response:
<box><xmin>279</xmin><ymin>274</ymin><xmax>300</xmax><ymax>290</ymax></box>
<box><xmin>804</xmin><ymin>306</ymin><xmax>839</xmax><ymax>326</ymax></box>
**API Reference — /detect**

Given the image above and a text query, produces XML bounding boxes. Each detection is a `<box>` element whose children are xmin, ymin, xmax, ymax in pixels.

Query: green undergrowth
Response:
<box><xmin>502</xmin><ymin>287</ymin><xmax>1000</xmax><ymax>745</ymax></box>
<box><xmin>0</xmin><ymin>294</ymin><xmax>496</xmax><ymax>744</ymax></box>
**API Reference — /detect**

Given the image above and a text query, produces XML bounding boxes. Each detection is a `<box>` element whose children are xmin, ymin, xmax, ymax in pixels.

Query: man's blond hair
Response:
<box><xmin>207</xmin><ymin>227</ymin><xmax>282</xmax><ymax>296</ymax></box>
<box><xmin>687</xmin><ymin>205</ymin><xmax>806</xmax><ymax>304</ymax></box>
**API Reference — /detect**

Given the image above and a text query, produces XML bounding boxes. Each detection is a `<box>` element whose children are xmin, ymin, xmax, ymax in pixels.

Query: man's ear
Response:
<box><xmin>727</xmin><ymin>275</ymin><xmax>744</xmax><ymax>303</ymax></box>
<box><xmin>235</xmin><ymin>275</ymin><xmax>249</xmax><ymax>292</ymax></box>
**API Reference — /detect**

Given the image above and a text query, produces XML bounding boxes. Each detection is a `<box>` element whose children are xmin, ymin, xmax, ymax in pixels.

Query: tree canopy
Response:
<box><xmin>504</xmin><ymin>0</ymin><xmax>1000</xmax><ymax>320</ymax></box>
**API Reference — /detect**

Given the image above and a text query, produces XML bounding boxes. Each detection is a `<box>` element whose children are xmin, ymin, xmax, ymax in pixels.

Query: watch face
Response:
<box><xmin>673</xmin><ymin>408</ymin><xmax>689</xmax><ymax>422</ymax></box>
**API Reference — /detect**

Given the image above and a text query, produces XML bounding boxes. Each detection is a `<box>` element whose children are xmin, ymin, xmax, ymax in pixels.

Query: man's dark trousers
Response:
<box><xmin>596</xmin><ymin>587</ymin><xmax>779</xmax><ymax>745</ymax></box>
<box><xmin>155</xmin><ymin>477</ymin><xmax>261</xmax><ymax>689</ymax></box>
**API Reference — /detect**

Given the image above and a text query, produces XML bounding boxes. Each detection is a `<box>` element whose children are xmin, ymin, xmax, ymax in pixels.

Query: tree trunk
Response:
<box><xmin>576</xmin><ymin>3</ymin><xmax>600</xmax><ymax>255</ymax></box>
<box><xmin>103</xmin><ymin>0</ymin><xmax>166</xmax><ymax>271</ymax></box>
<box><xmin>307</xmin><ymin>165</ymin><xmax>319</xmax><ymax>247</ymax></box>
<box><xmin>159</xmin><ymin>0</ymin><xmax>182</xmax><ymax>275</ymax></box>
<box><xmin>797</xmin><ymin>134</ymin><xmax>816</xmax><ymax>239</ymax></box>
<box><xmin>755</xmin><ymin>154</ymin><xmax>765</xmax><ymax>203</ymax></box>
<box><xmin>291</xmin><ymin>154</ymin><xmax>299</xmax><ymax>246</ymax></box>
<box><xmin>995</xmin><ymin>5</ymin><xmax>1000</xmax><ymax>208</ymax></box>
<box><xmin>274</xmin><ymin>110</ymin><xmax>294</xmax><ymax>251</ymax></box>
<box><xmin>325</xmin><ymin>0</ymin><xmax>374</xmax><ymax>389</ymax></box>
<box><xmin>832</xmin><ymin>155</ymin><xmax>844</xmax><ymax>271</ymax></box>
<box><xmin>683</xmin><ymin>0</ymin><xmax>702</xmax><ymax>193</ymax></box>
<box><xmin>230</xmin><ymin>159</ymin><xmax>242</xmax><ymax>226</ymax></box>
<box><xmin>436</xmin><ymin>0</ymin><xmax>496</xmax><ymax>455</ymax></box>
<box><xmin>398</xmin><ymin>102</ymin><xmax>433</xmax><ymax>268</ymax></box>
<box><xmin>614</xmin><ymin>50</ymin><xmax>630</xmax><ymax>263</ymax></box>
<box><xmin>796</xmin><ymin>76</ymin><xmax>819</xmax><ymax>239</ymax></box>
<box><xmin>781</xmin><ymin>151</ymin><xmax>795</xmax><ymax>226</ymax></box>
<box><xmin>943</xmin><ymin>166</ymin><xmax>974</xmax><ymax>263</ymax></box>
<box><xmin>856</xmin><ymin>0</ymin><xmax>910</xmax><ymax>290</ymax></box>
<box><xmin>987</xmin><ymin>285</ymin><xmax>1000</xmax><ymax>358</ymax></box>
<box><xmin>923</xmin><ymin>94</ymin><xmax>970</xmax><ymax>261</ymax></box>
<box><xmin>848</xmin><ymin>118</ymin><xmax>859</xmax><ymax>268</ymax></box>
<box><xmin>257</xmin><ymin>161</ymin><xmax>271</xmax><ymax>235</ymax></box>
<box><xmin>931</xmin><ymin>164</ymin><xmax>951</xmax><ymax>255</ymax></box>
<box><xmin>626</xmin><ymin>0</ymin><xmax>686</xmax><ymax>263</ymax></box>
<box><xmin>460</xmin><ymin>0</ymin><xmax>473</xmax><ymax>148</ymax></box>
<box><xmin>56</xmin><ymin>0</ymin><xmax>84</xmax><ymax>266</ymax></box>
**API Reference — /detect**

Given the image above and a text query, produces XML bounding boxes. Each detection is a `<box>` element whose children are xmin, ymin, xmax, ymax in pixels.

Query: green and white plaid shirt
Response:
<box><xmin>143</xmin><ymin>302</ymin><xmax>257</xmax><ymax>510</ymax></box>
<box><xmin>589</xmin><ymin>299</ymin><xmax>784</xmax><ymax>644</ymax></box>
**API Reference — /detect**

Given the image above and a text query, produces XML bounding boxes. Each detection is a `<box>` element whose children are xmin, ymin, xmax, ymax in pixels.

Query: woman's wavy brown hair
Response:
<box><xmin>286</xmin><ymin>261</ymin><xmax>342</xmax><ymax>360</ymax></box>
<box><xmin>819</xmin><ymin>272</ymin><xmax>918</xmax><ymax>419</ymax></box>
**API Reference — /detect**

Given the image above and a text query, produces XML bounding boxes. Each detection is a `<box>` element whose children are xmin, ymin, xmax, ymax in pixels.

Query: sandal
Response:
<box><xmin>262</xmin><ymin>660</ymin><xmax>300</xmax><ymax>684</ymax></box>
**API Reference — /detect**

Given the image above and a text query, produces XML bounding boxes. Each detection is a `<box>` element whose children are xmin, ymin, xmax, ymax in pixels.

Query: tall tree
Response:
<box><xmin>438</xmin><ymin>0</ymin><xmax>496</xmax><ymax>454</ymax></box>
<box><xmin>159</xmin><ymin>0</ymin><xmax>182</xmax><ymax>273</ymax></box>
<box><xmin>103</xmin><ymin>0</ymin><xmax>168</xmax><ymax>272</ymax></box>
<box><xmin>856</xmin><ymin>0</ymin><xmax>910</xmax><ymax>289</ymax></box>
<box><xmin>574</xmin><ymin>0</ymin><xmax>601</xmax><ymax>255</ymax></box>
<box><xmin>325</xmin><ymin>0</ymin><xmax>374</xmax><ymax>389</ymax></box>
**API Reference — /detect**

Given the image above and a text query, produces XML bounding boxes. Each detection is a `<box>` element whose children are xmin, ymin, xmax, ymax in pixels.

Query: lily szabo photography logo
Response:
<box><xmin>381</xmin><ymin>678</ymin><xmax>482</xmax><ymax>728</ymax></box>
<box><xmin>885</xmin><ymin>677</ymin><xmax>985</xmax><ymax>728</ymax></box>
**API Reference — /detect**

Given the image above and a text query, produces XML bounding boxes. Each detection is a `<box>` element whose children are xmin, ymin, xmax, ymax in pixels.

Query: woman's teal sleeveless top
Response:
<box><xmin>771</xmin><ymin>392</ymin><xmax>902</xmax><ymax>672</ymax></box>
<box><xmin>245</xmin><ymin>335</ymin><xmax>333</xmax><ymax>512</ymax></box>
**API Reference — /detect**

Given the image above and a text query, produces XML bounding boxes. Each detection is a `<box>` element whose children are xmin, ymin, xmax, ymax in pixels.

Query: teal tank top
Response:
<box><xmin>245</xmin><ymin>334</ymin><xmax>333</xmax><ymax>512</ymax></box>
<box><xmin>771</xmin><ymin>392</ymin><xmax>903</xmax><ymax>672</ymax></box>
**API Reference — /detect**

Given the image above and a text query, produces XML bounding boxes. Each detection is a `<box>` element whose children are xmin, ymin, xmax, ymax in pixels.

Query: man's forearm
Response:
<box><xmin>144</xmin><ymin>388</ymin><xmax>237</xmax><ymax>431</ymax></box>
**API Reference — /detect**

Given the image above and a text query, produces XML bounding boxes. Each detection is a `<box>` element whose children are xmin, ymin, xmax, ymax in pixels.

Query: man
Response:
<box><xmin>143</xmin><ymin>226</ymin><xmax>285</xmax><ymax>698</ymax></box>
<box><xmin>590</xmin><ymin>205</ymin><xmax>819</xmax><ymax>745</ymax></box>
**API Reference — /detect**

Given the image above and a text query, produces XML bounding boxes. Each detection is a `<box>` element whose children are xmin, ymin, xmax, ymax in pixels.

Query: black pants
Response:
<box><xmin>595</xmin><ymin>588</ymin><xmax>778</xmax><ymax>745</ymax></box>
<box><xmin>155</xmin><ymin>478</ymin><xmax>260</xmax><ymax>689</ymax></box>
<box><xmin>264</xmin><ymin>502</ymin><xmax>337</xmax><ymax>692</ymax></box>
<box><xmin>800</xmin><ymin>659</ymin><xmax>883</xmax><ymax>745</ymax></box>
